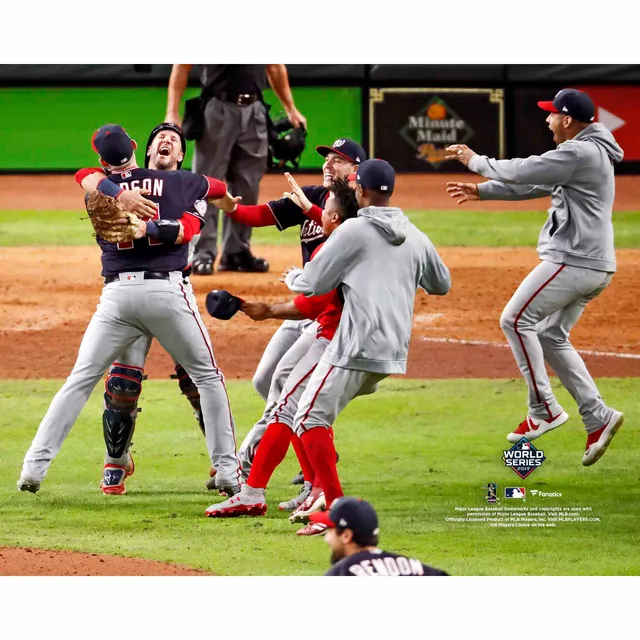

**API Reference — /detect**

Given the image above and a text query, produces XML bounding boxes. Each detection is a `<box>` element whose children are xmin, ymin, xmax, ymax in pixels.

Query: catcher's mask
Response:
<box><xmin>145</xmin><ymin>123</ymin><xmax>187</xmax><ymax>169</ymax></box>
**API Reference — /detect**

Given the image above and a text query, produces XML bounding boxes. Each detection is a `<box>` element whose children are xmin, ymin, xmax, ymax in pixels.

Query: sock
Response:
<box><xmin>291</xmin><ymin>434</ymin><xmax>315</xmax><ymax>484</ymax></box>
<box><xmin>301</xmin><ymin>427</ymin><xmax>344</xmax><ymax>507</ymax></box>
<box><xmin>247</xmin><ymin>422</ymin><xmax>292</xmax><ymax>489</ymax></box>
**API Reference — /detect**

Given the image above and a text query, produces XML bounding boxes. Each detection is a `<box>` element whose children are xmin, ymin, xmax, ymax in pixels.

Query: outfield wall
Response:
<box><xmin>0</xmin><ymin>64</ymin><xmax>638</xmax><ymax>173</ymax></box>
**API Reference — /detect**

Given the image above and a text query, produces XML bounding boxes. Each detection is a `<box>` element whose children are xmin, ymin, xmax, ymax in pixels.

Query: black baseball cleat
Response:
<box><xmin>218</xmin><ymin>250</ymin><xmax>269</xmax><ymax>273</ymax></box>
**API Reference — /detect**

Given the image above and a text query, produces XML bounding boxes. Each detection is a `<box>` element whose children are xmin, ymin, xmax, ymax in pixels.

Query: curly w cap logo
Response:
<box><xmin>502</xmin><ymin>438</ymin><xmax>546</xmax><ymax>479</ymax></box>
<box><xmin>333</xmin><ymin>139</ymin><xmax>346</xmax><ymax>147</ymax></box>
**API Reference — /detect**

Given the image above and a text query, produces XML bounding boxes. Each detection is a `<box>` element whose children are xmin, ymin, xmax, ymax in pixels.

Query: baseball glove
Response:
<box><xmin>85</xmin><ymin>191</ymin><xmax>140</xmax><ymax>243</ymax></box>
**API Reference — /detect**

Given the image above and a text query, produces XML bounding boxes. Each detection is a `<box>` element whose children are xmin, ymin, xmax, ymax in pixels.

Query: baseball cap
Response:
<box><xmin>537</xmin><ymin>88</ymin><xmax>595</xmax><ymax>123</ymax></box>
<box><xmin>316</xmin><ymin>138</ymin><xmax>366</xmax><ymax>164</ymax></box>
<box><xmin>91</xmin><ymin>124</ymin><xmax>136</xmax><ymax>166</ymax></box>
<box><xmin>356</xmin><ymin>158</ymin><xmax>395</xmax><ymax>194</ymax></box>
<box><xmin>309</xmin><ymin>496</ymin><xmax>380</xmax><ymax>540</ymax></box>
<box><xmin>145</xmin><ymin>122</ymin><xmax>187</xmax><ymax>169</ymax></box>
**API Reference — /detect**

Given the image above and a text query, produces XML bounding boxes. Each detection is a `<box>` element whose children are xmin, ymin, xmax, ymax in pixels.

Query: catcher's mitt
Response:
<box><xmin>85</xmin><ymin>190</ymin><xmax>140</xmax><ymax>243</ymax></box>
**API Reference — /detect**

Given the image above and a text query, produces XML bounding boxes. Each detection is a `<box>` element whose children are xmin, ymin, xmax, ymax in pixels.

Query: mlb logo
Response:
<box><xmin>517</xmin><ymin>442</ymin><xmax>531</xmax><ymax>451</ymax></box>
<box><xmin>505</xmin><ymin>487</ymin><xmax>526</xmax><ymax>499</ymax></box>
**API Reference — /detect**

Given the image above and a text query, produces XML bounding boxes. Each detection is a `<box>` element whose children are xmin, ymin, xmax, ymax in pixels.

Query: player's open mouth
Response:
<box><xmin>159</xmin><ymin>147</ymin><xmax>171</xmax><ymax>156</ymax></box>
<box><xmin>324</xmin><ymin>172</ymin><xmax>333</xmax><ymax>181</ymax></box>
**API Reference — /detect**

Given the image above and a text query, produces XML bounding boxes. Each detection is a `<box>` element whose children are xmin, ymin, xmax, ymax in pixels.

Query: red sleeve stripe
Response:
<box><xmin>204</xmin><ymin>175</ymin><xmax>227</xmax><ymax>199</ymax></box>
<box><xmin>180</xmin><ymin>211</ymin><xmax>203</xmax><ymax>243</ymax></box>
<box><xmin>74</xmin><ymin>167</ymin><xmax>105</xmax><ymax>185</ymax></box>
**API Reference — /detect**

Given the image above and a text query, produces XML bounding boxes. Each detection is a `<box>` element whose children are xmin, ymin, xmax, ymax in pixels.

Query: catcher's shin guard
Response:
<box><xmin>103</xmin><ymin>365</ymin><xmax>143</xmax><ymax>459</ymax></box>
<box><xmin>172</xmin><ymin>363</ymin><xmax>206</xmax><ymax>436</ymax></box>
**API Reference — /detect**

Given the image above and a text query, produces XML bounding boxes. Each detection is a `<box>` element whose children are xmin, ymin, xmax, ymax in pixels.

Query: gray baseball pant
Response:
<box><xmin>500</xmin><ymin>260</ymin><xmax>616</xmax><ymax>433</ymax></box>
<box><xmin>192</xmin><ymin>97</ymin><xmax>268</xmax><ymax>261</ymax></box>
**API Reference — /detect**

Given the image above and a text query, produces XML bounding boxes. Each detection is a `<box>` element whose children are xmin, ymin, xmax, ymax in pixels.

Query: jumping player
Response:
<box><xmin>206</xmin><ymin>160</ymin><xmax>452</xmax><ymax>535</ymax></box>
<box><xmin>205</xmin><ymin>179</ymin><xmax>365</xmax><ymax>533</ymax></box>
<box><xmin>76</xmin><ymin>123</ymin><xmax>218</xmax><ymax>493</ymax></box>
<box><xmin>215</xmin><ymin>139</ymin><xmax>366</xmax><ymax>476</ymax></box>
<box><xmin>18</xmin><ymin>124</ymin><xmax>242</xmax><ymax>495</ymax></box>
<box><xmin>446</xmin><ymin>88</ymin><xmax>624</xmax><ymax>466</ymax></box>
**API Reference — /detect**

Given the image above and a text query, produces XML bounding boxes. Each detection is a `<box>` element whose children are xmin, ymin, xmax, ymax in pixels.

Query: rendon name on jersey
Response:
<box><xmin>325</xmin><ymin>550</ymin><xmax>449</xmax><ymax>577</ymax></box>
<box><xmin>99</xmin><ymin>168</ymin><xmax>208</xmax><ymax>276</ymax></box>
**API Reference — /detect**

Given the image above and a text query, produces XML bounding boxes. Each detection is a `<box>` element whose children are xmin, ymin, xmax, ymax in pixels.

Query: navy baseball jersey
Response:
<box><xmin>267</xmin><ymin>185</ymin><xmax>327</xmax><ymax>264</ymax></box>
<box><xmin>98</xmin><ymin>168</ymin><xmax>208</xmax><ymax>276</ymax></box>
<box><xmin>325</xmin><ymin>550</ymin><xmax>448</xmax><ymax>577</ymax></box>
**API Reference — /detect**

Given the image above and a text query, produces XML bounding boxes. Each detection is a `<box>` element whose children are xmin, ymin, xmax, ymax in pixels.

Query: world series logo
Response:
<box><xmin>502</xmin><ymin>438</ymin><xmax>546</xmax><ymax>479</ymax></box>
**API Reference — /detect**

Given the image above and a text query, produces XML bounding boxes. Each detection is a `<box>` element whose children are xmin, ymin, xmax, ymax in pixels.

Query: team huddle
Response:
<box><xmin>17</xmin><ymin>88</ymin><xmax>625</xmax><ymax>547</ymax></box>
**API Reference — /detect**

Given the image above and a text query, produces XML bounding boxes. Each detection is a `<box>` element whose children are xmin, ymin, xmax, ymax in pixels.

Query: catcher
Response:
<box><xmin>18</xmin><ymin>123</ymin><xmax>244</xmax><ymax>497</ymax></box>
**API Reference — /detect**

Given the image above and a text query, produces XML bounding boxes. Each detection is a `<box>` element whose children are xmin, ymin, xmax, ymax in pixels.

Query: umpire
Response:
<box><xmin>311</xmin><ymin>497</ymin><xmax>449</xmax><ymax>576</ymax></box>
<box><xmin>166</xmin><ymin>64</ymin><xmax>307</xmax><ymax>275</ymax></box>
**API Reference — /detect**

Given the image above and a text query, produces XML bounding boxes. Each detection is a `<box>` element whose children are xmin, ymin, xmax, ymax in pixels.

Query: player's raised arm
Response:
<box><xmin>446</xmin><ymin>181</ymin><xmax>553</xmax><ymax>203</ymax></box>
<box><xmin>165</xmin><ymin>64</ymin><xmax>193</xmax><ymax>126</ymax></box>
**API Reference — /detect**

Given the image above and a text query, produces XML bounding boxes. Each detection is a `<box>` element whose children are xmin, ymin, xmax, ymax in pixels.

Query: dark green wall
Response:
<box><xmin>0</xmin><ymin>87</ymin><xmax>362</xmax><ymax>171</ymax></box>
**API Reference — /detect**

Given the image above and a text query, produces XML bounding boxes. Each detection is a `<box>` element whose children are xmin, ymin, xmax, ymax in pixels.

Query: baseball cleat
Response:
<box><xmin>192</xmin><ymin>257</ymin><xmax>214</xmax><ymax>276</ymax></box>
<box><xmin>279</xmin><ymin>481</ymin><xmax>313</xmax><ymax>511</ymax></box>
<box><xmin>124</xmin><ymin>452</ymin><xmax>135</xmax><ymax>477</ymax></box>
<box><xmin>206</xmin><ymin>467</ymin><xmax>217</xmax><ymax>491</ymax></box>
<box><xmin>582</xmin><ymin>411</ymin><xmax>624</xmax><ymax>467</ymax></box>
<box><xmin>507</xmin><ymin>411</ymin><xmax>569</xmax><ymax>443</ymax></box>
<box><xmin>289</xmin><ymin>486</ymin><xmax>326</xmax><ymax>524</ymax></box>
<box><xmin>296</xmin><ymin>522</ymin><xmax>328</xmax><ymax>537</ymax></box>
<box><xmin>205</xmin><ymin>486</ymin><xmax>267</xmax><ymax>518</ymax></box>
<box><xmin>100</xmin><ymin>464</ymin><xmax>129</xmax><ymax>495</ymax></box>
<box><xmin>290</xmin><ymin>470</ymin><xmax>305</xmax><ymax>485</ymax></box>
<box><xmin>17</xmin><ymin>477</ymin><xmax>41</xmax><ymax>494</ymax></box>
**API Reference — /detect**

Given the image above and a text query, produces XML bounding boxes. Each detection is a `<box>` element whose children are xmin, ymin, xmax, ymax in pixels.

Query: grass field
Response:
<box><xmin>1</xmin><ymin>378</ymin><xmax>638</xmax><ymax>576</ymax></box>
<box><xmin>2</xmin><ymin>208</ymin><xmax>640</xmax><ymax>248</ymax></box>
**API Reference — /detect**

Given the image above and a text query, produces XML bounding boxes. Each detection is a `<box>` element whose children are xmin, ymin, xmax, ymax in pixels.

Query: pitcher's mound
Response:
<box><xmin>0</xmin><ymin>547</ymin><xmax>211</xmax><ymax>576</ymax></box>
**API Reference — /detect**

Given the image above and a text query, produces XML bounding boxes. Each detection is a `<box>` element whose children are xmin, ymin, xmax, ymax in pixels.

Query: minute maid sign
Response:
<box><xmin>369</xmin><ymin>88</ymin><xmax>505</xmax><ymax>172</ymax></box>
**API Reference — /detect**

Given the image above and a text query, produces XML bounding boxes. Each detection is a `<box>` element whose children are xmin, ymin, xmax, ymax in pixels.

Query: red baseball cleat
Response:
<box><xmin>507</xmin><ymin>411</ymin><xmax>569</xmax><ymax>443</ymax></box>
<box><xmin>582</xmin><ymin>411</ymin><xmax>624</xmax><ymax>466</ymax></box>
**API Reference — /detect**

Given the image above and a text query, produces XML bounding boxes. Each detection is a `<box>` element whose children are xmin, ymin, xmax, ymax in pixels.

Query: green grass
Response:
<box><xmin>1</xmin><ymin>378</ymin><xmax>638</xmax><ymax>576</ymax></box>
<box><xmin>2</xmin><ymin>209</ymin><xmax>639</xmax><ymax>248</ymax></box>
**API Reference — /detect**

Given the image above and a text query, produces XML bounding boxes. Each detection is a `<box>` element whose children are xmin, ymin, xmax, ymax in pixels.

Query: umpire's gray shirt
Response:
<box><xmin>472</xmin><ymin>123</ymin><xmax>624</xmax><ymax>272</ymax></box>
<box><xmin>287</xmin><ymin>206</ymin><xmax>451</xmax><ymax>374</ymax></box>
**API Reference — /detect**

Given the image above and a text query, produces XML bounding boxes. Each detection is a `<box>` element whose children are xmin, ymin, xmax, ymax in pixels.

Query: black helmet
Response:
<box><xmin>268</xmin><ymin>116</ymin><xmax>307</xmax><ymax>170</ymax></box>
<box><xmin>145</xmin><ymin>122</ymin><xmax>187</xmax><ymax>169</ymax></box>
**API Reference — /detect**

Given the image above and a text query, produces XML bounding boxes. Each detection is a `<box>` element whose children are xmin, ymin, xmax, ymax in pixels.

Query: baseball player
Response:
<box><xmin>205</xmin><ymin>178</ymin><xmax>361</xmax><ymax>529</ymax></box>
<box><xmin>76</xmin><ymin>123</ymin><xmax>219</xmax><ymax>494</ymax></box>
<box><xmin>313</xmin><ymin>497</ymin><xmax>448</xmax><ymax>576</ymax></box>
<box><xmin>206</xmin><ymin>160</ymin><xmax>451</xmax><ymax>535</ymax></box>
<box><xmin>215</xmin><ymin>139</ymin><xmax>366</xmax><ymax>478</ymax></box>
<box><xmin>446</xmin><ymin>88</ymin><xmax>624</xmax><ymax>466</ymax></box>
<box><xmin>18</xmin><ymin>124</ymin><xmax>242</xmax><ymax>495</ymax></box>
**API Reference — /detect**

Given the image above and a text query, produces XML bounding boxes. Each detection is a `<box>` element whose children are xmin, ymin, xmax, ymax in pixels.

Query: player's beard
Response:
<box><xmin>155</xmin><ymin>152</ymin><xmax>178</xmax><ymax>171</ymax></box>
<box><xmin>330</xmin><ymin>547</ymin><xmax>346</xmax><ymax>565</ymax></box>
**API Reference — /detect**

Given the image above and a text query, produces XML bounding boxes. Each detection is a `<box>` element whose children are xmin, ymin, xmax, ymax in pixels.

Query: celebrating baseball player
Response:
<box><xmin>75</xmin><ymin>123</ymin><xmax>221</xmax><ymax>494</ymax></box>
<box><xmin>215</xmin><ymin>139</ymin><xmax>366</xmax><ymax>480</ymax></box>
<box><xmin>18</xmin><ymin>124</ymin><xmax>242</xmax><ymax>495</ymax></box>
<box><xmin>446</xmin><ymin>88</ymin><xmax>625</xmax><ymax>466</ymax></box>
<box><xmin>206</xmin><ymin>178</ymin><xmax>363</xmax><ymax>533</ymax></box>
<box><xmin>206</xmin><ymin>159</ymin><xmax>451</xmax><ymax>535</ymax></box>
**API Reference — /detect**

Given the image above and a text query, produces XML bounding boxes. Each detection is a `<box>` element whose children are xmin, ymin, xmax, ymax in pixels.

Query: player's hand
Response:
<box><xmin>133</xmin><ymin>219</ymin><xmax>147</xmax><ymax>239</ymax></box>
<box><xmin>283</xmin><ymin>172</ymin><xmax>312</xmax><ymax>212</ymax></box>
<box><xmin>286</xmin><ymin>107</ymin><xmax>307</xmax><ymax>130</ymax></box>
<box><xmin>213</xmin><ymin>192</ymin><xmax>242</xmax><ymax>213</ymax></box>
<box><xmin>446</xmin><ymin>182</ymin><xmax>480</xmax><ymax>204</ymax></box>
<box><xmin>279</xmin><ymin>266</ymin><xmax>299</xmax><ymax>283</ymax></box>
<box><xmin>445</xmin><ymin>144</ymin><xmax>477</xmax><ymax>167</ymax></box>
<box><xmin>118</xmin><ymin>189</ymin><xmax>158</xmax><ymax>219</ymax></box>
<box><xmin>165</xmin><ymin>111</ymin><xmax>182</xmax><ymax>127</ymax></box>
<box><xmin>240</xmin><ymin>301</ymin><xmax>273</xmax><ymax>321</ymax></box>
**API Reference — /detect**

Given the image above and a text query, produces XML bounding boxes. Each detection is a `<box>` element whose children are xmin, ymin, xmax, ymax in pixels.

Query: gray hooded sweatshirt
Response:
<box><xmin>472</xmin><ymin>123</ymin><xmax>624</xmax><ymax>272</ymax></box>
<box><xmin>287</xmin><ymin>206</ymin><xmax>451</xmax><ymax>374</ymax></box>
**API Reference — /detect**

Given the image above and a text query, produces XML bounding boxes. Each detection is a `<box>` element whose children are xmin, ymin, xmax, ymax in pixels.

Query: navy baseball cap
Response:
<box><xmin>309</xmin><ymin>496</ymin><xmax>380</xmax><ymax>539</ymax></box>
<box><xmin>538</xmin><ymin>89</ymin><xmax>595</xmax><ymax>124</ymax></box>
<box><xmin>91</xmin><ymin>124</ymin><xmax>136</xmax><ymax>166</ymax></box>
<box><xmin>316</xmin><ymin>138</ymin><xmax>366</xmax><ymax>164</ymax></box>
<box><xmin>356</xmin><ymin>158</ymin><xmax>395</xmax><ymax>194</ymax></box>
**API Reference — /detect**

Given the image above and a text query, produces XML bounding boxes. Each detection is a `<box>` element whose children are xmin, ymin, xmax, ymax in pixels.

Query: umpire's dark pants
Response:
<box><xmin>193</xmin><ymin>97</ymin><xmax>268</xmax><ymax>261</ymax></box>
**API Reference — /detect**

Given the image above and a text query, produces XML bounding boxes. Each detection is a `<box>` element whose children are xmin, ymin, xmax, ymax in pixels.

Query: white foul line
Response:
<box><xmin>420</xmin><ymin>337</ymin><xmax>640</xmax><ymax>360</ymax></box>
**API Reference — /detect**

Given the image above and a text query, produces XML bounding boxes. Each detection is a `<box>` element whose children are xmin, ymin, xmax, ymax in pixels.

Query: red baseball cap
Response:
<box><xmin>309</xmin><ymin>496</ymin><xmax>379</xmax><ymax>539</ymax></box>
